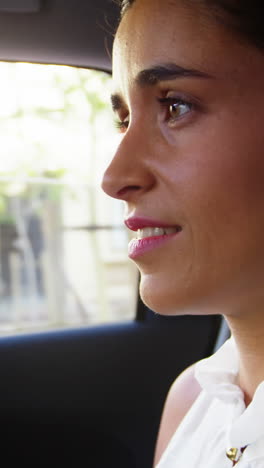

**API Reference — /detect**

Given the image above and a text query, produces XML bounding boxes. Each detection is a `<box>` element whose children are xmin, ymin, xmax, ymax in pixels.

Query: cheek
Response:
<box><xmin>185</xmin><ymin>131</ymin><xmax>264</xmax><ymax>287</ymax></box>
<box><xmin>170</xmin><ymin>130</ymin><xmax>264</xmax><ymax>287</ymax></box>
<box><xmin>167</xmin><ymin>109</ymin><xmax>264</xmax><ymax>225</ymax></box>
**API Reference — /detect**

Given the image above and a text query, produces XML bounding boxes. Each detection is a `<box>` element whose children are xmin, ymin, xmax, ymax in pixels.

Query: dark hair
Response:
<box><xmin>118</xmin><ymin>0</ymin><xmax>264</xmax><ymax>50</ymax></box>
<box><xmin>119</xmin><ymin>0</ymin><xmax>135</xmax><ymax>15</ymax></box>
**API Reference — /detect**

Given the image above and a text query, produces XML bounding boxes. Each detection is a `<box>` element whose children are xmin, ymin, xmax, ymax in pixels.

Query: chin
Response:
<box><xmin>139</xmin><ymin>275</ymin><xmax>194</xmax><ymax>316</ymax></box>
<box><xmin>139</xmin><ymin>273</ymin><xmax>218</xmax><ymax>317</ymax></box>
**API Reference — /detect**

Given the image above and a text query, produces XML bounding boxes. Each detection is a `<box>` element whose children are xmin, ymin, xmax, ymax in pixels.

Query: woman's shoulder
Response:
<box><xmin>153</xmin><ymin>363</ymin><xmax>202</xmax><ymax>466</ymax></box>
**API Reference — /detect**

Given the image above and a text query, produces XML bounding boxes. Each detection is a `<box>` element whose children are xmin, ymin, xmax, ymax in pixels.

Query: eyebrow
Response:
<box><xmin>111</xmin><ymin>94</ymin><xmax>124</xmax><ymax>112</ymax></box>
<box><xmin>111</xmin><ymin>62</ymin><xmax>213</xmax><ymax>111</ymax></box>
<box><xmin>136</xmin><ymin>63</ymin><xmax>213</xmax><ymax>86</ymax></box>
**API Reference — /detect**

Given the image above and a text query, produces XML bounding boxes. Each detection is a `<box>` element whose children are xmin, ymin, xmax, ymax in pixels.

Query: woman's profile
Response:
<box><xmin>102</xmin><ymin>0</ymin><xmax>264</xmax><ymax>466</ymax></box>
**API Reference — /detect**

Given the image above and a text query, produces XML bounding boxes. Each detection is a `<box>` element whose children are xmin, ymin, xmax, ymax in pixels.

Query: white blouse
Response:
<box><xmin>156</xmin><ymin>338</ymin><xmax>264</xmax><ymax>467</ymax></box>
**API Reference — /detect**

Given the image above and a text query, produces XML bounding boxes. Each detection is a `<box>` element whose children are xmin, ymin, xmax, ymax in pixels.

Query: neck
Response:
<box><xmin>226</xmin><ymin>312</ymin><xmax>264</xmax><ymax>406</ymax></box>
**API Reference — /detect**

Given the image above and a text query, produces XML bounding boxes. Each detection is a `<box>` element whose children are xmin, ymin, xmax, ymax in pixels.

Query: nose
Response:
<box><xmin>101</xmin><ymin>127</ymin><xmax>155</xmax><ymax>202</ymax></box>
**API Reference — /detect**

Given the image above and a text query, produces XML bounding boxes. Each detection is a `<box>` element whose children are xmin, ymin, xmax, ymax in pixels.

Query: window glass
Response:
<box><xmin>0</xmin><ymin>62</ymin><xmax>138</xmax><ymax>334</ymax></box>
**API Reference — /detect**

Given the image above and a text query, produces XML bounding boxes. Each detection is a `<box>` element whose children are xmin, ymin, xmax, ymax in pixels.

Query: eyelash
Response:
<box><xmin>114</xmin><ymin>119</ymin><xmax>129</xmax><ymax>133</ymax></box>
<box><xmin>114</xmin><ymin>96</ymin><xmax>194</xmax><ymax>133</ymax></box>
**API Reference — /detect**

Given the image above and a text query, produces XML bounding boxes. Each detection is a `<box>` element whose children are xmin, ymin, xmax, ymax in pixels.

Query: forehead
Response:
<box><xmin>112</xmin><ymin>0</ymin><xmax>262</xmax><ymax>93</ymax></box>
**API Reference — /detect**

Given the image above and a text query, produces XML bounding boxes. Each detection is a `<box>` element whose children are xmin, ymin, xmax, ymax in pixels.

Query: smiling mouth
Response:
<box><xmin>136</xmin><ymin>226</ymin><xmax>182</xmax><ymax>239</ymax></box>
<box><xmin>128</xmin><ymin>226</ymin><xmax>182</xmax><ymax>260</ymax></box>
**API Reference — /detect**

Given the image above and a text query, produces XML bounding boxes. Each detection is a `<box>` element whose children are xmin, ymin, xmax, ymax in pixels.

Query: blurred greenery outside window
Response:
<box><xmin>0</xmin><ymin>62</ymin><xmax>137</xmax><ymax>334</ymax></box>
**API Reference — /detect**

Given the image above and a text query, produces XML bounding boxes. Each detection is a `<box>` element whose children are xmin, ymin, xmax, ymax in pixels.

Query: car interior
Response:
<box><xmin>0</xmin><ymin>1</ymin><xmax>230</xmax><ymax>467</ymax></box>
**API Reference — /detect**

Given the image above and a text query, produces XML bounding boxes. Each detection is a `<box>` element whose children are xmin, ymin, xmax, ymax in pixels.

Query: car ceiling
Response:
<box><xmin>0</xmin><ymin>0</ymin><xmax>119</xmax><ymax>71</ymax></box>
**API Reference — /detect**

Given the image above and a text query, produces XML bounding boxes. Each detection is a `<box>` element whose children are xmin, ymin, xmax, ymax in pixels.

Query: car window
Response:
<box><xmin>0</xmin><ymin>62</ymin><xmax>137</xmax><ymax>335</ymax></box>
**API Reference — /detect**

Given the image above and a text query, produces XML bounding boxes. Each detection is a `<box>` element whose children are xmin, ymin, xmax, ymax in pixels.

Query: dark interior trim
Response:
<box><xmin>0</xmin><ymin>0</ymin><xmax>119</xmax><ymax>70</ymax></box>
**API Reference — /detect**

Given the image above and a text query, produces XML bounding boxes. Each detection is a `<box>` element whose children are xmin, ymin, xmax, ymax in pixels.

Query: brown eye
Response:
<box><xmin>169</xmin><ymin>101</ymin><xmax>191</xmax><ymax>120</ymax></box>
<box><xmin>158</xmin><ymin>96</ymin><xmax>193</xmax><ymax>123</ymax></box>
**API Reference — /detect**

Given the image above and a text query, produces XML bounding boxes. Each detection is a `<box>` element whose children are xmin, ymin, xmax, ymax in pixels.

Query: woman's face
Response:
<box><xmin>102</xmin><ymin>0</ymin><xmax>264</xmax><ymax>317</ymax></box>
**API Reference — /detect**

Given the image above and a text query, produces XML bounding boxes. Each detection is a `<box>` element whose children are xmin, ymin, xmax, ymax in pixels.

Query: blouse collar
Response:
<box><xmin>195</xmin><ymin>337</ymin><xmax>264</xmax><ymax>459</ymax></box>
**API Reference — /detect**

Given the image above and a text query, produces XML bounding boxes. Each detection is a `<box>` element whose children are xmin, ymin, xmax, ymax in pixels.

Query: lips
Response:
<box><xmin>125</xmin><ymin>217</ymin><xmax>182</xmax><ymax>259</ymax></box>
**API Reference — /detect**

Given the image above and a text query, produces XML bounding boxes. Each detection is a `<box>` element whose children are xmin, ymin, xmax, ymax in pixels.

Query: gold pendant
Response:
<box><xmin>226</xmin><ymin>446</ymin><xmax>247</xmax><ymax>466</ymax></box>
<box><xmin>226</xmin><ymin>447</ymin><xmax>238</xmax><ymax>462</ymax></box>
